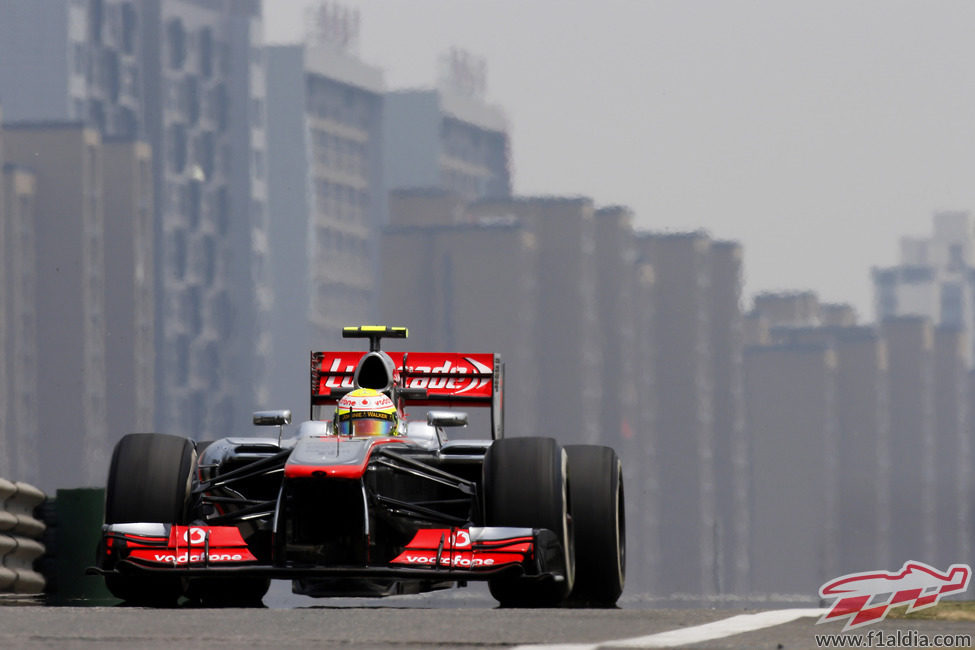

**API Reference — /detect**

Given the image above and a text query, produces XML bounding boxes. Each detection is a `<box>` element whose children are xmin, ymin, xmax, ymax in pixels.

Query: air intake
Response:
<box><xmin>353</xmin><ymin>352</ymin><xmax>396</xmax><ymax>392</ymax></box>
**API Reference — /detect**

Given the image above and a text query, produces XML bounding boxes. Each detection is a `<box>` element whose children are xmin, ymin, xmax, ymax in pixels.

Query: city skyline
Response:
<box><xmin>0</xmin><ymin>1</ymin><xmax>972</xmax><ymax>599</ymax></box>
<box><xmin>266</xmin><ymin>0</ymin><xmax>975</xmax><ymax>318</ymax></box>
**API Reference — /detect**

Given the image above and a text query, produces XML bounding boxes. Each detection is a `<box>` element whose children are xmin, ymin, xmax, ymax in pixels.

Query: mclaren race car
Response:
<box><xmin>93</xmin><ymin>326</ymin><xmax>625</xmax><ymax>607</ymax></box>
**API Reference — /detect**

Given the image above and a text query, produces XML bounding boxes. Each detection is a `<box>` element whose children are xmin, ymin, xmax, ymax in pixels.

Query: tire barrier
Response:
<box><xmin>0</xmin><ymin>478</ymin><xmax>47</xmax><ymax>594</ymax></box>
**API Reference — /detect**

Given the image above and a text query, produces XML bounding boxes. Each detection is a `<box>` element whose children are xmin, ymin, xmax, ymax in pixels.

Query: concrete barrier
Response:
<box><xmin>0</xmin><ymin>479</ymin><xmax>46</xmax><ymax>594</ymax></box>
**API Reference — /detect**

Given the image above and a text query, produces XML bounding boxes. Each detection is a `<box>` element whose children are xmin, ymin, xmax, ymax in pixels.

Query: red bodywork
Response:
<box><xmin>311</xmin><ymin>350</ymin><xmax>503</xmax><ymax>438</ymax></box>
<box><xmin>391</xmin><ymin>528</ymin><xmax>533</xmax><ymax>570</ymax></box>
<box><xmin>105</xmin><ymin>525</ymin><xmax>257</xmax><ymax>567</ymax></box>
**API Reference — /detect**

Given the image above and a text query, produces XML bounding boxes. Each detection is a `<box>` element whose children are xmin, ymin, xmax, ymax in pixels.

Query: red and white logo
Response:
<box><xmin>183</xmin><ymin>527</ymin><xmax>207</xmax><ymax>545</ymax></box>
<box><xmin>451</xmin><ymin>530</ymin><xmax>471</xmax><ymax>548</ymax></box>
<box><xmin>403</xmin><ymin>356</ymin><xmax>492</xmax><ymax>394</ymax></box>
<box><xmin>818</xmin><ymin>561</ymin><xmax>972</xmax><ymax>630</ymax></box>
<box><xmin>389</xmin><ymin>528</ymin><xmax>531</xmax><ymax>570</ymax></box>
<box><xmin>121</xmin><ymin>525</ymin><xmax>258</xmax><ymax>566</ymax></box>
<box><xmin>337</xmin><ymin>391</ymin><xmax>394</xmax><ymax>410</ymax></box>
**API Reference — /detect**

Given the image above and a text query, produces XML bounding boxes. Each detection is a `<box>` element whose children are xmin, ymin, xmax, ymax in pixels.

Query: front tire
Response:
<box><xmin>104</xmin><ymin>433</ymin><xmax>195</xmax><ymax>605</ymax></box>
<box><xmin>483</xmin><ymin>437</ymin><xmax>574</xmax><ymax>607</ymax></box>
<box><xmin>565</xmin><ymin>445</ymin><xmax>625</xmax><ymax>606</ymax></box>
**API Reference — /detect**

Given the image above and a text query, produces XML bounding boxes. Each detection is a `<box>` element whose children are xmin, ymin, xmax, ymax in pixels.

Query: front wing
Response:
<box><xmin>93</xmin><ymin>523</ymin><xmax>562</xmax><ymax>583</ymax></box>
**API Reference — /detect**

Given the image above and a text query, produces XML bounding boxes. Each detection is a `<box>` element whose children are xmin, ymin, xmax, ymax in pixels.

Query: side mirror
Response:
<box><xmin>253</xmin><ymin>410</ymin><xmax>292</xmax><ymax>426</ymax></box>
<box><xmin>426</xmin><ymin>410</ymin><xmax>468</xmax><ymax>428</ymax></box>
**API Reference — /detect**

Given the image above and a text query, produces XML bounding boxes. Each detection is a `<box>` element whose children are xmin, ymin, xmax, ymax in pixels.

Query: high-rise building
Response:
<box><xmin>770</xmin><ymin>325</ymin><xmax>890</xmax><ymax>574</ymax></box>
<box><xmin>873</xmin><ymin>211</ymin><xmax>975</xmax><ymax>361</ymax></box>
<box><xmin>743</xmin><ymin>310</ymin><xmax>771</xmax><ymax>347</ymax></box>
<box><xmin>744</xmin><ymin>342</ymin><xmax>838</xmax><ymax>595</ymax></box>
<box><xmin>102</xmin><ymin>137</ymin><xmax>155</xmax><ymax>442</ymax></box>
<box><xmin>0</xmin><ymin>0</ymin><xmax>149</xmax><ymax>478</ymax></box>
<box><xmin>594</xmin><ymin>207</ymin><xmax>639</xmax><ymax>447</ymax></box>
<box><xmin>265</xmin><ymin>34</ymin><xmax>384</xmax><ymax>418</ymax></box>
<box><xmin>0</xmin><ymin>1</ymin><xmax>272</xmax><ymax>439</ymax></box>
<box><xmin>882</xmin><ymin>316</ymin><xmax>936</xmax><ymax>563</ymax></box>
<box><xmin>709</xmin><ymin>241</ymin><xmax>749</xmax><ymax>595</ymax></box>
<box><xmin>383</xmin><ymin>50</ymin><xmax>510</xmax><ymax>205</ymax></box>
<box><xmin>821</xmin><ymin>303</ymin><xmax>858</xmax><ymax>327</ymax></box>
<box><xmin>933</xmin><ymin>325</ymin><xmax>969</xmax><ymax>565</ymax></box>
<box><xmin>0</xmin><ymin>0</ymin><xmax>144</xmax><ymax>137</ymax></box>
<box><xmin>142</xmin><ymin>0</ymin><xmax>270</xmax><ymax>435</ymax></box>
<box><xmin>752</xmin><ymin>291</ymin><xmax>821</xmax><ymax>327</ymax></box>
<box><xmin>831</xmin><ymin>327</ymin><xmax>891</xmax><ymax>573</ymax></box>
<box><xmin>2</xmin><ymin>123</ymin><xmax>108</xmax><ymax>490</ymax></box>
<box><xmin>968</xmin><ymin>370</ymin><xmax>975</xmax><ymax>562</ymax></box>
<box><xmin>639</xmin><ymin>231</ymin><xmax>717</xmax><ymax>595</ymax></box>
<box><xmin>595</xmin><ymin>207</ymin><xmax>654</xmax><ymax>594</ymax></box>
<box><xmin>470</xmin><ymin>197</ymin><xmax>601</xmax><ymax>444</ymax></box>
<box><xmin>1</xmin><ymin>150</ymin><xmax>38</xmax><ymax>485</ymax></box>
<box><xmin>382</xmin><ymin>192</ymin><xmax>537</xmax><ymax>436</ymax></box>
<box><xmin>629</xmin><ymin>239</ymin><xmax>660</xmax><ymax>595</ymax></box>
<box><xmin>834</xmin><ymin>328</ymin><xmax>891</xmax><ymax>572</ymax></box>
<box><xmin>0</xmin><ymin>115</ymin><xmax>6</xmax><ymax>478</ymax></box>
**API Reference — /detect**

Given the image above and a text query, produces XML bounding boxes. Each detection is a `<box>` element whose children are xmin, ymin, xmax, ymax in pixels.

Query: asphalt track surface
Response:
<box><xmin>2</xmin><ymin>585</ymin><xmax>974</xmax><ymax>648</ymax></box>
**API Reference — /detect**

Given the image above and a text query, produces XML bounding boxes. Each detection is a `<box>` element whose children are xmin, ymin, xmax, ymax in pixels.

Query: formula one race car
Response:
<box><xmin>93</xmin><ymin>327</ymin><xmax>625</xmax><ymax>607</ymax></box>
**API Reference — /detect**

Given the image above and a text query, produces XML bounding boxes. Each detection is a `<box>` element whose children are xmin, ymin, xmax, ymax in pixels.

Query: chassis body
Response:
<box><xmin>94</xmin><ymin>327</ymin><xmax>623</xmax><ymax>606</ymax></box>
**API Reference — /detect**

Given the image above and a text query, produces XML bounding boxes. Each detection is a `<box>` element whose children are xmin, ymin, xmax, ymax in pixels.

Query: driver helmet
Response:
<box><xmin>334</xmin><ymin>388</ymin><xmax>399</xmax><ymax>437</ymax></box>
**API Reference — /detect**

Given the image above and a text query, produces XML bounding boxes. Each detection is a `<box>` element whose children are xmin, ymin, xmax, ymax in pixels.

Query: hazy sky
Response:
<box><xmin>264</xmin><ymin>1</ymin><xmax>975</xmax><ymax>319</ymax></box>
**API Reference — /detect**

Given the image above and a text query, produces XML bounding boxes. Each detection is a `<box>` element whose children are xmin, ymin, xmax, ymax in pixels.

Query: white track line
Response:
<box><xmin>514</xmin><ymin>608</ymin><xmax>828</xmax><ymax>649</ymax></box>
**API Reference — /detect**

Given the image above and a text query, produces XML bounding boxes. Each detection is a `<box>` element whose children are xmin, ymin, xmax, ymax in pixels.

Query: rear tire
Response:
<box><xmin>565</xmin><ymin>445</ymin><xmax>625</xmax><ymax>606</ymax></box>
<box><xmin>104</xmin><ymin>433</ymin><xmax>195</xmax><ymax>606</ymax></box>
<box><xmin>483</xmin><ymin>437</ymin><xmax>574</xmax><ymax>607</ymax></box>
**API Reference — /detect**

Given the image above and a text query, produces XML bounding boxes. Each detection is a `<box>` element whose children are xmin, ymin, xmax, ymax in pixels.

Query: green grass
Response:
<box><xmin>885</xmin><ymin>601</ymin><xmax>975</xmax><ymax>621</ymax></box>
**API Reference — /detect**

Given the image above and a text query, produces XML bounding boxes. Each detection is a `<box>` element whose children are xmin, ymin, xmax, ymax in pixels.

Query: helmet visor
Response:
<box><xmin>347</xmin><ymin>418</ymin><xmax>396</xmax><ymax>437</ymax></box>
<box><xmin>336</xmin><ymin>411</ymin><xmax>396</xmax><ymax>437</ymax></box>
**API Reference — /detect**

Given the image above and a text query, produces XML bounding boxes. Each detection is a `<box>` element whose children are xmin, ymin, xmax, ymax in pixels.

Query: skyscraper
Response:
<box><xmin>2</xmin><ymin>123</ymin><xmax>108</xmax><ymax>489</ymax></box>
<box><xmin>769</xmin><ymin>325</ymin><xmax>891</xmax><ymax>574</ymax></box>
<box><xmin>142</xmin><ymin>0</ymin><xmax>269</xmax><ymax>435</ymax></box>
<box><xmin>640</xmin><ymin>231</ymin><xmax>717</xmax><ymax>595</ymax></box>
<box><xmin>882</xmin><ymin>316</ymin><xmax>936</xmax><ymax>563</ymax></box>
<box><xmin>709</xmin><ymin>241</ymin><xmax>749</xmax><ymax>594</ymax></box>
<box><xmin>382</xmin><ymin>190</ymin><xmax>538</xmax><ymax>435</ymax></box>
<box><xmin>933</xmin><ymin>325</ymin><xmax>969</xmax><ymax>565</ymax></box>
<box><xmin>0</xmin><ymin>0</ymin><xmax>273</xmax><ymax>440</ymax></box>
<box><xmin>0</xmin><ymin>126</ymin><xmax>38</xmax><ymax>485</ymax></box>
<box><xmin>102</xmin><ymin>137</ymin><xmax>155</xmax><ymax>442</ymax></box>
<box><xmin>0</xmin><ymin>114</ymin><xmax>7</xmax><ymax>479</ymax></box>
<box><xmin>744</xmin><ymin>342</ymin><xmax>838</xmax><ymax>595</ymax></box>
<box><xmin>265</xmin><ymin>20</ymin><xmax>384</xmax><ymax>418</ymax></box>
<box><xmin>470</xmin><ymin>197</ymin><xmax>601</xmax><ymax>444</ymax></box>
<box><xmin>0</xmin><ymin>0</ymin><xmax>143</xmax><ymax>137</ymax></box>
<box><xmin>873</xmin><ymin>211</ymin><xmax>975</xmax><ymax>361</ymax></box>
<box><xmin>383</xmin><ymin>48</ymin><xmax>510</xmax><ymax>205</ymax></box>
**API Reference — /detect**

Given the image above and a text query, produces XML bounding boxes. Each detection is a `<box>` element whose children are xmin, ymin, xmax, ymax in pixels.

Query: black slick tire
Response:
<box><xmin>483</xmin><ymin>437</ymin><xmax>574</xmax><ymax>607</ymax></box>
<box><xmin>565</xmin><ymin>445</ymin><xmax>625</xmax><ymax>607</ymax></box>
<box><xmin>103</xmin><ymin>433</ymin><xmax>195</xmax><ymax>606</ymax></box>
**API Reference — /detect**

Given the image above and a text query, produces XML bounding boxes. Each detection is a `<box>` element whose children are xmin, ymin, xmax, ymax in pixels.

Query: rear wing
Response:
<box><xmin>311</xmin><ymin>350</ymin><xmax>504</xmax><ymax>439</ymax></box>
